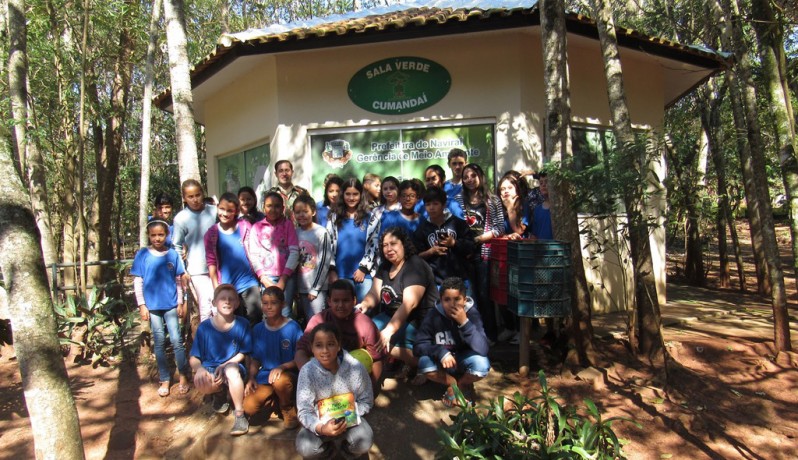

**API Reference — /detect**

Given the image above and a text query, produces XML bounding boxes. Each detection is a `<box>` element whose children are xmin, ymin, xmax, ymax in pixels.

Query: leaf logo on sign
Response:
<box><xmin>348</xmin><ymin>57</ymin><xmax>451</xmax><ymax>115</ymax></box>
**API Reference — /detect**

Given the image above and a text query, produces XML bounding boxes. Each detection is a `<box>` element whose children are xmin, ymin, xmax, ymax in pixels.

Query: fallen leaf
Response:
<box><xmin>661</xmin><ymin>454</ymin><xmax>673</xmax><ymax>459</ymax></box>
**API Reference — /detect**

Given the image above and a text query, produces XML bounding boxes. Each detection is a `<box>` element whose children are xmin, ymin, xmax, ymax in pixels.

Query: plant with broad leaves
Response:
<box><xmin>436</xmin><ymin>370</ymin><xmax>639</xmax><ymax>459</ymax></box>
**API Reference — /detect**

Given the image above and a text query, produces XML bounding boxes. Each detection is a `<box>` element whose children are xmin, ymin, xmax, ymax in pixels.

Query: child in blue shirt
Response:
<box><xmin>243</xmin><ymin>286</ymin><xmax>303</xmax><ymax>429</ymax></box>
<box><xmin>190</xmin><ymin>284</ymin><xmax>253</xmax><ymax>436</ymax></box>
<box><xmin>131</xmin><ymin>220</ymin><xmax>189</xmax><ymax>397</ymax></box>
<box><xmin>205</xmin><ymin>192</ymin><xmax>260</xmax><ymax>324</ymax></box>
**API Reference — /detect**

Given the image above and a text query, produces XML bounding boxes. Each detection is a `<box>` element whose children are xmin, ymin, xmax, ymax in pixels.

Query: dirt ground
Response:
<box><xmin>0</xmin><ymin>222</ymin><xmax>796</xmax><ymax>459</ymax></box>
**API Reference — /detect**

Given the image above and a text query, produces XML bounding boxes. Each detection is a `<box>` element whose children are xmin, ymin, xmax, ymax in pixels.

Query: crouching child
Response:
<box><xmin>414</xmin><ymin>277</ymin><xmax>490</xmax><ymax>407</ymax></box>
<box><xmin>189</xmin><ymin>284</ymin><xmax>252</xmax><ymax>436</ymax></box>
<box><xmin>243</xmin><ymin>286</ymin><xmax>302</xmax><ymax>429</ymax></box>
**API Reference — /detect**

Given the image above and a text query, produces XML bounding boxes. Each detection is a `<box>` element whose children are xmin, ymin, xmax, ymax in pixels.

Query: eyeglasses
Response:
<box><xmin>400</xmin><ymin>193</ymin><xmax>417</xmax><ymax>200</ymax></box>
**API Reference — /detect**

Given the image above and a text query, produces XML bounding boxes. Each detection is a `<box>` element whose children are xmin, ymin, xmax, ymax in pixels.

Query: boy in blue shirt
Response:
<box><xmin>243</xmin><ymin>286</ymin><xmax>303</xmax><ymax>429</ymax></box>
<box><xmin>190</xmin><ymin>284</ymin><xmax>252</xmax><ymax>436</ymax></box>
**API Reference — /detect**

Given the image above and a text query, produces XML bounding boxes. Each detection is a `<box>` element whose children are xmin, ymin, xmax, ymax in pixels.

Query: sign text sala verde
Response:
<box><xmin>348</xmin><ymin>57</ymin><xmax>451</xmax><ymax>115</ymax></box>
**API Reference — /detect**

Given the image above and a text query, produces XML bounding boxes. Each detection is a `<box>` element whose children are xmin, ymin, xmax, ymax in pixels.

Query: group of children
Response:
<box><xmin>131</xmin><ymin>150</ymin><xmax>551</xmax><ymax>455</ymax></box>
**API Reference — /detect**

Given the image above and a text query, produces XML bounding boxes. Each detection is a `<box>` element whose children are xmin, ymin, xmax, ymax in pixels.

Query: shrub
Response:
<box><xmin>436</xmin><ymin>370</ymin><xmax>638</xmax><ymax>459</ymax></box>
<box><xmin>53</xmin><ymin>282</ymin><xmax>138</xmax><ymax>366</ymax></box>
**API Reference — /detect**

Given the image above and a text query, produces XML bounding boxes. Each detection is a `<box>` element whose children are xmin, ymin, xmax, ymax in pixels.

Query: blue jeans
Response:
<box><xmin>342</xmin><ymin>276</ymin><xmax>372</xmax><ymax>303</ymax></box>
<box><xmin>150</xmin><ymin>308</ymin><xmax>189</xmax><ymax>382</ymax></box>
<box><xmin>417</xmin><ymin>349</ymin><xmax>490</xmax><ymax>378</ymax></box>
<box><xmin>372</xmin><ymin>312</ymin><xmax>417</xmax><ymax>350</ymax></box>
<box><xmin>265</xmin><ymin>275</ymin><xmax>297</xmax><ymax>318</ymax></box>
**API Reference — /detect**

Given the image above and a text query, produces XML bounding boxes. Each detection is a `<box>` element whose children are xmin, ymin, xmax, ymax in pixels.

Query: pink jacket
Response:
<box><xmin>204</xmin><ymin>219</ymin><xmax>253</xmax><ymax>283</ymax></box>
<box><xmin>244</xmin><ymin>216</ymin><xmax>299</xmax><ymax>278</ymax></box>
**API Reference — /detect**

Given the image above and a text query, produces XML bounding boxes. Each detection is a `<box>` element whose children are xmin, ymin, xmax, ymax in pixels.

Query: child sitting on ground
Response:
<box><xmin>243</xmin><ymin>286</ymin><xmax>302</xmax><ymax>429</ymax></box>
<box><xmin>414</xmin><ymin>277</ymin><xmax>490</xmax><ymax>407</ymax></box>
<box><xmin>189</xmin><ymin>284</ymin><xmax>253</xmax><ymax>436</ymax></box>
<box><xmin>295</xmin><ymin>323</ymin><xmax>374</xmax><ymax>459</ymax></box>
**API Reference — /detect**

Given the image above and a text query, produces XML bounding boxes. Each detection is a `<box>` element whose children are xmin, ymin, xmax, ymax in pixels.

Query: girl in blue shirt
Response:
<box><xmin>326</xmin><ymin>178</ymin><xmax>381</xmax><ymax>302</ymax></box>
<box><xmin>131</xmin><ymin>220</ymin><xmax>190</xmax><ymax>397</ymax></box>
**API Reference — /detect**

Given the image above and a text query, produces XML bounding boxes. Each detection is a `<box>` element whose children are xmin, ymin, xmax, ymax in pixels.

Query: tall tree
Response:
<box><xmin>93</xmin><ymin>1</ymin><xmax>137</xmax><ymax>282</ymax></box>
<box><xmin>752</xmin><ymin>0</ymin><xmax>798</xmax><ymax>292</ymax></box>
<box><xmin>592</xmin><ymin>0</ymin><xmax>666</xmax><ymax>363</ymax></box>
<box><xmin>713</xmin><ymin>0</ymin><xmax>791</xmax><ymax>351</ymax></box>
<box><xmin>139</xmin><ymin>0</ymin><xmax>163</xmax><ymax>247</ymax></box>
<box><xmin>164</xmin><ymin>0</ymin><xmax>200</xmax><ymax>183</ymax></box>
<box><xmin>7</xmin><ymin>0</ymin><xmax>57</xmax><ymax>282</ymax></box>
<box><xmin>3</xmin><ymin>5</ymin><xmax>85</xmax><ymax>454</ymax></box>
<box><xmin>539</xmin><ymin>0</ymin><xmax>595</xmax><ymax>366</ymax></box>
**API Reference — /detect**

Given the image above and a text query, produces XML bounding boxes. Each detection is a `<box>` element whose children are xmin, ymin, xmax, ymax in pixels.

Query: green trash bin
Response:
<box><xmin>507</xmin><ymin>240</ymin><xmax>572</xmax><ymax>318</ymax></box>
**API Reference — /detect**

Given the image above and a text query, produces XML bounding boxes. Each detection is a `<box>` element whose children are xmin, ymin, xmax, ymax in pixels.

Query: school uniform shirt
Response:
<box><xmin>327</xmin><ymin>211</ymin><xmax>381</xmax><ymax>278</ymax></box>
<box><xmin>444</xmin><ymin>180</ymin><xmax>463</xmax><ymax>202</ymax></box>
<box><xmin>204</xmin><ymin>221</ymin><xmax>258</xmax><ymax>293</ymax></box>
<box><xmin>379</xmin><ymin>210</ymin><xmax>421</xmax><ymax>238</ymax></box>
<box><xmin>375</xmin><ymin>255</ymin><xmax>438</xmax><ymax>326</ymax></box>
<box><xmin>503</xmin><ymin>200</ymin><xmax>534</xmax><ymax>239</ymax></box>
<box><xmin>413</xmin><ymin>297</ymin><xmax>490</xmax><ymax>361</ymax></box>
<box><xmin>250</xmin><ymin>319</ymin><xmax>303</xmax><ymax>385</ymax></box>
<box><xmin>130</xmin><ymin>248</ymin><xmax>185</xmax><ymax>310</ymax></box>
<box><xmin>316</xmin><ymin>202</ymin><xmax>331</xmax><ymax>228</ymax></box>
<box><xmin>532</xmin><ymin>203</ymin><xmax>554</xmax><ymax>240</ymax></box>
<box><xmin>190</xmin><ymin>316</ymin><xmax>252</xmax><ymax>369</ymax></box>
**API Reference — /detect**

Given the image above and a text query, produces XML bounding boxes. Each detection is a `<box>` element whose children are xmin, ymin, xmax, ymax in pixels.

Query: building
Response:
<box><xmin>156</xmin><ymin>0</ymin><xmax>727</xmax><ymax>312</ymax></box>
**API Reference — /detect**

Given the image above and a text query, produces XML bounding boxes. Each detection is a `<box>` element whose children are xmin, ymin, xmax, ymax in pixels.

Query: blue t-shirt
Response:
<box><xmin>416</xmin><ymin>199</ymin><xmax>464</xmax><ymax>220</ymax></box>
<box><xmin>336</xmin><ymin>215</ymin><xmax>371</xmax><ymax>279</ymax></box>
<box><xmin>250</xmin><ymin>319</ymin><xmax>303</xmax><ymax>384</ymax></box>
<box><xmin>532</xmin><ymin>204</ymin><xmax>553</xmax><ymax>240</ymax></box>
<box><xmin>444</xmin><ymin>181</ymin><xmax>463</xmax><ymax>202</ymax></box>
<box><xmin>217</xmin><ymin>227</ymin><xmax>259</xmax><ymax>293</ymax></box>
<box><xmin>316</xmin><ymin>202</ymin><xmax>331</xmax><ymax>228</ymax></box>
<box><xmin>504</xmin><ymin>201</ymin><xmax>534</xmax><ymax>238</ymax></box>
<box><xmin>130</xmin><ymin>248</ymin><xmax>185</xmax><ymax>311</ymax></box>
<box><xmin>380</xmin><ymin>210</ymin><xmax>421</xmax><ymax>238</ymax></box>
<box><xmin>190</xmin><ymin>316</ymin><xmax>252</xmax><ymax>369</ymax></box>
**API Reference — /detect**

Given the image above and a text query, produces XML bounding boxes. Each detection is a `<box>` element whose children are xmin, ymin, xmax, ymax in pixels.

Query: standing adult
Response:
<box><xmin>266</xmin><ymin>160</ymin><xmax>308</xmax><ymax>221</ymax></box>
<box><xmin>443</xmin><ymin>148</ymin><xmax>467</xmax><ymax>202</ymax></box>
<box><xmin>172</xmin><ymin>180</ymin><xmax>218</xmax><ymax>322</ymax></box>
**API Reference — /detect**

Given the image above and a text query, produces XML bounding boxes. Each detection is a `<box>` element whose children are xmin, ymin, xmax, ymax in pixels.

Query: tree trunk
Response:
<box><xmin>715</xmin><ymin>0</ymin><xmax>791</xmax><ymax>351</ymax></box>
<box><xmin>700</xmin><ymin>82</ymin><xmax>731</xmax><ymax>288</ymax></box>
<box><xmin>711</xmin><ymin>1</ymin><xmax>769</xmax><ymax>296</ymax></box>
<box><xmin>7</xmin><ymin>0</ymin><xmax>57</xmax><ymax>288</ymax></box>
<box><xmin>752</xmin><ymin>0</ymin><xmax>798</xmax><ymax>293</ymax></box>
<box><xmin>139</xmin><ymin>0</ymin><xmax>163</xmax><ymax>247</ymax></box>
<box><xmin>0</xmin><ymin>90</ymin><xmax>85</xmax><ymax>460</ymax></box>
<box><xmin>94</xmin><ymin>8</ymin><xmax>135</xmax><ymax>281</ymax></box>
<box><xmin>164</xmin><ymin>0</ymin><xmax>201</xmax><ymax>183</ymax></box>
<box><xmin>592</xmin><ymin>0</ymin><xmax>665</xmax><ymax>363</ymax></box>
<box><xmin>726</xmin><ymin>198</ymin><xmax>747</xmax><ymax>291</ymax></box>
<box><xmin>539</xmin><ymin>0</ymin><xmax>595</xmax><ymax>367</ymax></box>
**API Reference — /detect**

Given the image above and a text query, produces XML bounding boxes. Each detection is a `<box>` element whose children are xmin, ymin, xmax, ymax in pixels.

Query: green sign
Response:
<box><xmin>348</xmin><ymin>57</ymin><xmax>451</xmax><ymax>115</ymax></box>
<box><xmin>309</xmin><ymin>124</ymin><xmax>494</xmax><ymax>200</ymax></box>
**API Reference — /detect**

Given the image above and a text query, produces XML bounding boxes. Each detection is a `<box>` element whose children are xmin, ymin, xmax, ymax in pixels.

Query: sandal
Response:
<box><xmin>177</xmin><ymin>383</ymin><xmax>190</xmax><ymax>395</ymax></box>
<box><xmin>158</xmin><ymin>384</ymin><xmax>170</xmax><ymax>398</ymax></box>
<box><xmin>442</xmin><ymin>386</ymin><xmax>473</xmax><ymax>408</ymax></box>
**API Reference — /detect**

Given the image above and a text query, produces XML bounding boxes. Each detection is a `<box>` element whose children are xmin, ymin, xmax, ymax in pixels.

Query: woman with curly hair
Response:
<box><xmin>358</xmin><ymin>227</ymin><xmax>438</xmax><ymax>380</ymax></box>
